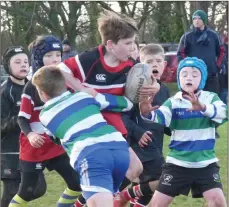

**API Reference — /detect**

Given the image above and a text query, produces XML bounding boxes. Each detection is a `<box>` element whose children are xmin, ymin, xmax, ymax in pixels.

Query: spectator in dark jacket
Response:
<box><xmin>61</xmin><ymin>39</ymin><xmax>77</xmax><ymax>61</ymax></box>
<box><xmin>177</xmin><ymin>10</ymin><xmax>225</xmax><ymax>95</ymax></box>
<box><xmin>219</xmin><ymin>36</ymin><xmax>228</xmax><ymax>104</ymax></box>
<box><xmin>119</xmin><ymin>44</ymin><xmax>171</xmax><ymax>207</ymax></box>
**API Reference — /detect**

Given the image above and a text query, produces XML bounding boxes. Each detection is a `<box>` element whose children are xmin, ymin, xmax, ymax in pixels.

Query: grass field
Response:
<box><xmin>2</xmin><ymin>83</ymin><xmax>228</xmax><ymax>207</ymax></box>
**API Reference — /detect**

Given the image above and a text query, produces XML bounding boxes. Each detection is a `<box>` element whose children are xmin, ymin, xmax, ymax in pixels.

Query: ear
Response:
<box><xmin>37</xmin><ymin>89</ymin><xmax>50</xmax><ymax>103</ymax></box>
<box><xmin>164</xmin><ymin>61</ymin><xmax>167</xmax><ymax>68</ymax></box>
<box><xmin>106</xmin><ymin>40</ymin><xmax>114</xmax><ymax>50</ymax></box>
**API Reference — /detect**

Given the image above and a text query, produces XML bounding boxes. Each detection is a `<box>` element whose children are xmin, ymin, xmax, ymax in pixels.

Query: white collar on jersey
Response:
<box><xmin>44</xmin><ymin>91</ymin><xmax>71</xmax><ymax>107</ymax></box>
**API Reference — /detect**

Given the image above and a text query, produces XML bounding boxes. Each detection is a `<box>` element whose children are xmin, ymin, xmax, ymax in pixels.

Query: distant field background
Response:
<box><xmin>1</xmin><ymin>83</ymin><xmax>228</xmax><ymax>207</ymax></box>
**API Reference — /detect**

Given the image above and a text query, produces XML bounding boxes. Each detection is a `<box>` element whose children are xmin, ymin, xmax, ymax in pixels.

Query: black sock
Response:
<box><xmin>119</xmin><ymin>177</ymin><xmax>131</xmax><ymax>191</ymax></box>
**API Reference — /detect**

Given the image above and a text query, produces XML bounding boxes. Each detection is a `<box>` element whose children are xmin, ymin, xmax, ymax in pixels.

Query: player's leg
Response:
<box><xmin>203</xmin><ymin>188</ymin><xmax>226</xmax><ymax>207</ymax></box>
<box><xmin>1</xmin><ymin>153</ymin><xmax>21</xmax><ymax>207</ymax></box>
<box><xmin>148</xmin><ymin>191</ymin><xmax>173</xmax><ymax>207</ymax></box>
<box><xmin>1</xmin><ymin>179</ymin><xmax>20</xmax><ymax>207</ymax></box>
<box><xmin>195</xmin><ymin>163</ymin><xmax>226</xmax><ymax>207</ymax></box>
<box><xmin>119</xmin><ymin>158</ymin><xmax>163</xmax><ymax>206</ymax></box>
<box><xmin>126</xmin><ymin>147</ymin><xmax>143</xmax><ymax>182</ymax></box>
<box><xmin>9</xmin><ymin>171</ymin><xmax>46</xmax><ymax>206</ymax></box>
<box><xmin>149</xmin><ymin>163</ymin><xmax>194</xmax><ymax>207</ymax></box>
<box><xmin>115</xmin><ymin>147</ymin><xmax>143</xmax><ymax>206</ymax></box>
<box><xmin>87</xmin><ymin>192</ymin><xmax>114</xmax><ymax>207</ymax></box>
<box><xmin>9</xmin><ymin>160</ymin><xmax>47</xmax><ymax>207</ymax></box>
<box><xmin>47</xmin><ymin>153</ymin><xmax>81</xmax><ymax>207</ymax></box>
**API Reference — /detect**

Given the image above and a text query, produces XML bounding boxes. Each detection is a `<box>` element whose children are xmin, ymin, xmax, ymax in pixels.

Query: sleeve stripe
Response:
<box><xmin>75</xmin><ymin>55</ymin><xmax>86</xmax><ymax>81</ymax></box>
<box><xmin>18</xmin><ymin>111</ymin><xmax>31</xmax><ymax>119</ymax></box>
<box><xmin>21</xmin><ymin>94</ymin><xmax>34</xmax><ymax>105</ymax></box>
<box><xmin>34</xmin><ymin>106</ymin><xmax>44</xmax><ymax>111</ymax></box>
<box><xmin>58</xmin><ymin>62</ymin><xmax>73</xmax><ymax>74</ymax></box>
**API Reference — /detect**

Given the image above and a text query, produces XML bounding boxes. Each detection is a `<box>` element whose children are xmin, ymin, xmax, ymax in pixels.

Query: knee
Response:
<box><xmin>66</xmin><ymin>172</ymin><xmax>82</xmax><ymax>192</ymax></box>
<box><xmin>207</xmin><ymin>196</ymin><xmax>227</xmax><ymax>207</ymax></box>
<box><xmin>129</xmin><ymin>161</ymin><xmax>143</xmax><ymax>180</ymax></box>
<box><xmin>33</xmin><ymin>181</ymin><xmax>47</xmax><ymax>200</ymax></box>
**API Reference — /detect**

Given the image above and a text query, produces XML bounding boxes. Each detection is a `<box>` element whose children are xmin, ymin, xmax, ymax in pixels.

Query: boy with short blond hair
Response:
<box><xmin>140</xmin><ymin>44</ymin><xmax>165</xmax><ymax>59</ymax></box>
<box><xmin>58</xmin><ymin>10</ymin><xmax>159</xmax><ymax>207</ymax></box>
<box><xmin>120</xmin><ymin>43</ymin><xmax>171</xmax><ymax>206</ymax></box>
<box><xmin>32</xmin><ymin>65</ymin><xmax>134</xmax><ymax>207</ymax></box>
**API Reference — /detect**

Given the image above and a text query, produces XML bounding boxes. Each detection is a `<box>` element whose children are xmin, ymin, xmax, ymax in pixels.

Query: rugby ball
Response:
<box><xmin>125</xmin><ymin>63</ymin><xmax>153</xmax><ymax>103</ymax></box>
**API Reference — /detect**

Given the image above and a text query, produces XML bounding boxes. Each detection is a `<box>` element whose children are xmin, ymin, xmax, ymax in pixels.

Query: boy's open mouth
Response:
<box><xmin>186</xmin><ymin>83</ymin><xmax>192</xmax><ymax>86</ymax></box>
<box><xmin>152</xmin><ymin>69</ymin><xmax>159</xmax><ymax>74</ymax></box>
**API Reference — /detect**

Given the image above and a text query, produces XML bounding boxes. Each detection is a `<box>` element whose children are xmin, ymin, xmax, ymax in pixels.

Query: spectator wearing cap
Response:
<box><xmin>62</xmin><ymin>39</ymin><xmax>77</xmax><ymax>61</ymax></box>
<box><xmin>177</xmin><ymin>9</ymin><xmax>225</xmax><ymax>95</ymax></box>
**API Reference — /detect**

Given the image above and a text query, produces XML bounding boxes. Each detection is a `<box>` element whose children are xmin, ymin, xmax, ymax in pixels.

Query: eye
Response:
<box><xmin>192</xmin><ymin>72</ymin><xmax>198</xmax><ymax>77</ymax></box>
<box><xmin>181</xmin><ymin>71</ymin><xmax>188</xmax><ymax>77</ymax></box>
<box><xmin>146</xmin><ymin>60</ymin><xmax>153</xmax><ymax>64</ymax></box>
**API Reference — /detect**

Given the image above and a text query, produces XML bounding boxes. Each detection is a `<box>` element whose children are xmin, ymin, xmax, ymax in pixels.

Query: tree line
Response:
<box><xmin>1</xmin><ymin>1</ymin><xmax>228</xmax><ymax>53</ymax></box>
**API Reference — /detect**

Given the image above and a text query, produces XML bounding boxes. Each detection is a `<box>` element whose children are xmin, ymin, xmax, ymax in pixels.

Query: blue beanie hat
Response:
<box><xmin>32</xmin><ymin>35</ymin><xmax>62</xmax><ymax>73</ymax></box>
<box><xmin>177</xmin><ymin>57</ymin><xmax>208</xmax><ymax>90</ymax></box>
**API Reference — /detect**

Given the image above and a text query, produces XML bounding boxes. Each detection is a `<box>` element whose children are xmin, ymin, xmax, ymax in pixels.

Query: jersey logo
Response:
<box><xmin>96</xmin><ymin>74</ymin><xmax>106</xmax><ymax>82</ymax></box>
<box><xmin>16</xmin><ymin>101</ymin><xmax>21</xmax><ymax>106</ymax></box>
<box><xmin>35</xmin><ymin>163</ymin><xmax>42</xmax><ymax>170</ymax></box>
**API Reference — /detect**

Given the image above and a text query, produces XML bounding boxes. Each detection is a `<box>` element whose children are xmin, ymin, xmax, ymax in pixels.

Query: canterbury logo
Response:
<box><xmin>52</xmin><ymin>43</ymin><xmax>61</xmax><ymax>48</ymax></box>
<box><xmin>96</xmin><ymin>74</ymin><xmax>106</xmax><ymax>82</ymax></box>
<box><xmin>15</xmin><ymin>48</ymin><xmax>23</xmax><ymax>52</ymax></box>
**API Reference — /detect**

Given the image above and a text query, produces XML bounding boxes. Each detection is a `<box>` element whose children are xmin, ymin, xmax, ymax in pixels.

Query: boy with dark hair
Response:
<box><xmin>120</xmin><ymin>44</ymin><xmax>171</xmax><ymax>207</ymax></box>
<box><xmin>32</xmin><ymin>65</ymin><xmax>133</xmax><ymax>207</ymax></box>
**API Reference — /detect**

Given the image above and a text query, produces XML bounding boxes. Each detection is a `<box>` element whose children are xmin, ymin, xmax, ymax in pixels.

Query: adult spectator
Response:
<box><xmin>177</xmin><ymin>9</ymin><xmax>225</xmax><ymax>95</ymax></box>
<box><xmin>61</xmin><ymin>39</ymin><xmax>77</xmax><ymax>61</ymax></box>
<box><xmin>219</xmin><ymin>35</ymin><xmax>228</xmax><ymax>104</ymax></box>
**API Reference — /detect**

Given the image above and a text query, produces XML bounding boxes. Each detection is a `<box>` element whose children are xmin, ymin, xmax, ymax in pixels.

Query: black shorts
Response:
<box><xmin>1</xmin><ymin>153</ymin><xmax>21</xmax><ymax>179</ymax></box>
<box><xmin>139</xmin><ymin>158</ymin><xmax>165</xmax><ymax>183</ymax></box>
<box><xmin>20</xmin><ymin>153</ymin><xmax>69</xmax><ymax>173</ymax></box>
<box><xmin>157</xmin><ymin>162</ymin><xmax>223</xmax><ymax>198</ymax></box>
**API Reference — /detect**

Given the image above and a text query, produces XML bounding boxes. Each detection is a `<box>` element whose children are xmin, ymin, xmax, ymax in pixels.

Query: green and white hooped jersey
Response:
<box><xmin>143</xmin><ymin>90</ymin><xmax>228</xmax><ymax>168</ymax></box>
<box><xmin>39</xmin><ymin>91</ymin><xmax>133</xmax><ymax>167</ymax></box>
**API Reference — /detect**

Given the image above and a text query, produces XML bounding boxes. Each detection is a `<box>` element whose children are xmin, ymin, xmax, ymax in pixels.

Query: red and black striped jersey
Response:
<box><xmin>18</xmin><ymin>81</ymin><xmax>65</xmax><ymax>162</ymax></box>
<box><xmin>59</xmin><ymin>45</ymin><xmax>136</xmax><ymax>135</ymax></box>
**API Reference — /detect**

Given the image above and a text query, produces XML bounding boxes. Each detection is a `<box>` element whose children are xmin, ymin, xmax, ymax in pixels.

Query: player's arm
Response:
<box><xmin>95</xmin><ymin>93</ymin><xmax>133</xmax><ymax>112</ymax></box>
<box><xmin>183</xmin><ymin>92</ymin><xmax>228</xmax><ymax>125</ymax></box>
<box><xmin>201</xmin><ymin>94</ymin><xmax>228</xmax><ymax>125</ymax></box>
<box><xmin>1</xmin><ymin>90</ymin><xmax>18</xmax><ymax>134</ymax></box>
<box><xmin>121</xmin><ymin>106</ymin><xmax>147</xmax><ymax>142</ymax></box>
<box><xmin>140</xmin><ymin>98</ymin><xmax>172</xmax><ymax>127</ymax></box>
<box><xmin>58</xmin><ymin>58</ymin><xmax>85</xmax><ymax>91</ymax></box>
